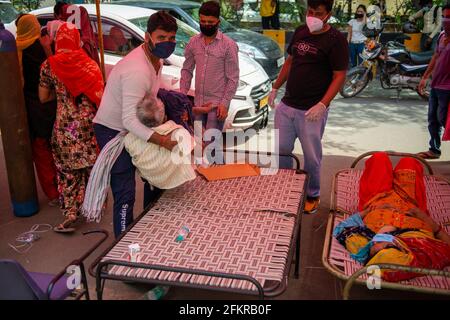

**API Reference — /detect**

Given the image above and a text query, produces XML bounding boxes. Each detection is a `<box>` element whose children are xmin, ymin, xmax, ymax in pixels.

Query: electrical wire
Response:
<box><xmin>8</xmin><ymin>224</ymin><xmax>53</xmax><ymax>254</ymax></box>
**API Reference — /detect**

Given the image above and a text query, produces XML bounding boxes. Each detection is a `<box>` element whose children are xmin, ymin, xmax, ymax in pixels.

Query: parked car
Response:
<box><xmin>29</xmin><ymin>4</ymin><xmax>271</xmax><ymax>132</ymax></box>
<box><xmin>114</xmin><ymin>0</ymin><xmax>285</xmax><ymax>80</ymax></box>
<box><xmin>0</xmin><ymin>0</ymin><xmax>18</xmax><ymax>33</ymax></box>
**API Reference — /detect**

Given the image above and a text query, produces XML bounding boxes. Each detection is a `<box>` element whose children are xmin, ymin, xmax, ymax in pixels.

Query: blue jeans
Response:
<box><xmin>275</xmin><ymin>101</ymin><xmax>328</xmax><ymax>198</ymax></box>
<box><xmin>428</xmin><ymin>88</ymin><xmax>450</xmax><ymax>155</ymax></box>
<box><xmin>349</xmin><ymin>42</ymin><xmax>365</xmax><ymax>68</ymax></box>
<box><xmin>94</xmin><ymin>123</ymin><xmax>157</xmax><ymax>238</ymax></box>
<box><xmin>195</xmin><ymin>109</ymin><xmax>224</xmax><ymax>164</ymax></box>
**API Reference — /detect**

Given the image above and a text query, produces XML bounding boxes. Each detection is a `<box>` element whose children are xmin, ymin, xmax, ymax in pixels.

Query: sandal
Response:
<box><xmin>417</xmin><ymin>151</ymin><xmax>440</xmax><ymax>160</ymax></box>
<box><xmin>53</xmin><ymin>213</ymin><xmax>78</xmax><ymax>233</ymax></box>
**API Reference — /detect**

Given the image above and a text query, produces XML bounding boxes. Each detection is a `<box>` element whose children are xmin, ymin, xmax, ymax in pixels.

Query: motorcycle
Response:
<box><xmin>340</xmin><ymin>28</ymin><xmax>433</xmax><ymax>100</ymax></box>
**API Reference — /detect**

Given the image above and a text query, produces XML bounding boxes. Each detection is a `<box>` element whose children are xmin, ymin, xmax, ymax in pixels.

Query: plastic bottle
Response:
<box><xmin>175</xmin><ymin>226</ymin><xmax>190</xmax><ymax>242</ymax></box>
<box><xmin>144</xmin><ymin>286</ymin><xmax>169</xmax><ymax>300</ymax></box>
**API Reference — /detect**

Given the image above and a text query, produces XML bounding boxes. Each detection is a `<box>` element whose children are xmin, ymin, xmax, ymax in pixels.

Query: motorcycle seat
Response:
<box><xmin>409</xmin><ymin>51</ymin><xmax>433</xmax><ymax>65</ymax></box>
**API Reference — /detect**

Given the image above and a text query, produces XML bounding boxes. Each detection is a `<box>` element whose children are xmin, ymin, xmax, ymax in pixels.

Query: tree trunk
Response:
<box><xmin>347</xmin><ymin>0</ymin><xmax>352</xmax><ymax>18</ymax></box>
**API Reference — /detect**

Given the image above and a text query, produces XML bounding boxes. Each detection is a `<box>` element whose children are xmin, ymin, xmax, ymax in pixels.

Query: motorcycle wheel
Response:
<box><xmin>339</xmin><ymin>68</ymin><xmax>370</xmax><ymax>98</ymax></box>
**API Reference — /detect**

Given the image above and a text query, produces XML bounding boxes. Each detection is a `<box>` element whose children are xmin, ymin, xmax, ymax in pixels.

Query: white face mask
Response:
<box><xmin>306</xmin><ymin>15</ymin><xmax>327</xmax><ymax>33</ymax></box>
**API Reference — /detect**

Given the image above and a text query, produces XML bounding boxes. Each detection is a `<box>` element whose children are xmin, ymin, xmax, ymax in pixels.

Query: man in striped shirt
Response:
<box><xmin>180</xmin><ymin>1</ymin><xmax>239</xmax><ymax>138</ymax></box>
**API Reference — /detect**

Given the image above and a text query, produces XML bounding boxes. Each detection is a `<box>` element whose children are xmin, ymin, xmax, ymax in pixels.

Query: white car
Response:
<box><xmin>30</xmin><ymin>4</ymin><xmax>271</xmax><ymax>131</ymax></box>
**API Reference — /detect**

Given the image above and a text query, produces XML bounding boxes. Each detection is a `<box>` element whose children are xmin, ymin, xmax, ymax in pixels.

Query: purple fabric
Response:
<box><xmin>431</xmin><ymin>33</ymin><xmax>450</xmax><ymax>90</ymax></box>
<box><xmin>0</xmin><ymin>260</ymin><xmax>46</xmax><ymax>300</ymax></box>
<box><xmin>29</xmin><ymin>272</ymin><xmax>71</xmax><ymax>300</ymax></box>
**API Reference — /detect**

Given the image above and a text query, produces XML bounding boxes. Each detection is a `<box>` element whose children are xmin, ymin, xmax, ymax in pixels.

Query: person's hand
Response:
<box><xmin>160</xmin><ymin>134</ymin><xmax>178</xmax><ymax>151</ymax></box>
<box><xmin>217</xmin><ymin>105</ymin><xmax>228</xmax><ymax>121</ymax></box>
<box><xmin>149</xmin><ymin>132</ymin><xmax>178</xmax><ymax>151</ymax></box>
<box><xmin>305</xmin><ymin>102</ymin><xmax>327</xmax><ymax>121</ymax></box>
<box><xmin>418</xmin><ymin>78</ymin><xmax>427</xmax><ymax>95</ymax></box>
<box><xmin>201</xmin><ymin>102</ymin><xmax>215</xmax><ymax>113</ymax></box>
<box><xmin>268</xmin><ymin>88</ymin><xmax>278</xmax><ymax>109</ymax></box>
<box><xmin>39</xmin><ymin>35</ymin><xmax>53</xmax><ymax>56</ymax></box>
<box><xmin>40</xmin><ymin>34</ymin><xmax>51</xmax><ymax>48</ymax></box>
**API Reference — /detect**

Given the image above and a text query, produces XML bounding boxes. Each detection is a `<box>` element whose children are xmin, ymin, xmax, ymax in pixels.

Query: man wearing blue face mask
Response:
<box><xmin>268</xmin><ymin>0</ymin><xmax>348</xmax><ymax>214</ymax></box>
<box><xmin>93</xmin><ymin>11</ymin><xmax>179</xmax><ymax>238</ymax></box>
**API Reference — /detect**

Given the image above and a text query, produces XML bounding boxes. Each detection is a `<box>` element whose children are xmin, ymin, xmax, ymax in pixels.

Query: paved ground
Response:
<box><xmin>0</xmin><ymin>82</ymin><xmax>449</xmax><ymax>300</ymax></box>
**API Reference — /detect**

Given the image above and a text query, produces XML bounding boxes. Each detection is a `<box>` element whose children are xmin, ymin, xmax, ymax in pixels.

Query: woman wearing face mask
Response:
<box><xmin>92</xmin><ymin>11</ymin><xmax>179</xmax><ymax>238</ymax></box>
<box><xmin>347</xmin><ymin>5</ymin><xmax>367</xmax><ymax>68</ymax></box>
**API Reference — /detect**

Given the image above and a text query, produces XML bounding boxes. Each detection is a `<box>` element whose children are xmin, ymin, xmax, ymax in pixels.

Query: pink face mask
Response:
<box><xmin>306</xmin><ymin>14</ymin><xmax>329</xmax><ymax>33</ymax></box>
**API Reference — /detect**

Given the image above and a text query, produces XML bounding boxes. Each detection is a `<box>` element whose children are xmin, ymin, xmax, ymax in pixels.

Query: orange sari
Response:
<box><xmin>358</xmin><ymin>152</ymin><xmax>432</xmax><ymax>233</ymax></box>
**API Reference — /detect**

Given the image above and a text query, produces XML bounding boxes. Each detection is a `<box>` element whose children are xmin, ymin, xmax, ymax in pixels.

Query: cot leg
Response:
<box><xmin>96</xmin><ymin>278</ymin><xmax>104</xmax><ymax>300</ymax></box>
<box><xmin>295</xmin><ymin>227</ymin><xmax>301</xmax><ymax>279</ymax></box>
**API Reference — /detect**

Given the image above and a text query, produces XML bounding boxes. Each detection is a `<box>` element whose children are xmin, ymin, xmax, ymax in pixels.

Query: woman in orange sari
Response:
<box><xmin>334</xmin><ymin>152</ymin><xmax>450</xmax><ymax>282</ymax></box>
<box><xmin>39</xmin><ymin>23</ymin><xmax>104</xmax><ymax>233</ymax></box>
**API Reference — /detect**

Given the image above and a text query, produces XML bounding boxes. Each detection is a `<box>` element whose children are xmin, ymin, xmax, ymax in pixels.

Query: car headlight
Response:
<box><xmin>237</xmin><ymin>42</ymin><xmax>268</xmax><ymax>60</ymax></box>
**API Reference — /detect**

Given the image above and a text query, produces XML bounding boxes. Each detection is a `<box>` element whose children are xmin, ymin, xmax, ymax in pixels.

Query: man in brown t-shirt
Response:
<box><xmin>269</xmin><ymin>0</ymin><xmax>348</xmax><ymax>214</ymax></box>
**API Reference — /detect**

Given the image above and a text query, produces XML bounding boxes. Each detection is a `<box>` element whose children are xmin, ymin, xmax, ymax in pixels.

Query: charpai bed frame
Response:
<box><xmin>322</xmin><ymin>151</ymin><xmax>450</xmax><ymax>299</ymax></box>
<box><xmin>90</xmin><ymin>151</ymin><xmax>308</xmax><ymax>299</ymax></box>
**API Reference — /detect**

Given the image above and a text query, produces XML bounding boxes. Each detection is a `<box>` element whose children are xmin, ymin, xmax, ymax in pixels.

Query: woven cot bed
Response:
<box><xmin>322</xmin><ymin>151</ymin><xmax>450</xmax><ymax>299</ymax></box>
<box><xmin>90</xmin><ymin>153</ymin><xmax>307</xmax><ymax>299</ymax></box>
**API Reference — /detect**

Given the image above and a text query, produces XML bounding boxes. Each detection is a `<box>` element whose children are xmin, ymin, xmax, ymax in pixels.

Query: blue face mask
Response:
<box><xmin>372</xmin><ymin>233</ymin><xmax>395</xmax><ymax>243</ymax></box>
<box><xmin>149</xmin><ymin>40</ymin><xmax>176</xmax><ymax>59</ymax></box>
<box><xmin>350</xmin><ymin>233</ymin><xmax>396</xmax><ymax>264</ymax></box>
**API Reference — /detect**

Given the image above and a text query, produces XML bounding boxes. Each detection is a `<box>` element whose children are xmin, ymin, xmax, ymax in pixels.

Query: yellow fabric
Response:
<box><xmin>16</xmin><ymin>14</ymin><xmax>41</xmax><ymax>85</ymax></box>
<box><xmin>399</xmin><ymin>230</ymin><xmax>435</xmax><ymax>240</ymax></box>
<box><xmin>260</xmin><ymin>0</ymin><xmax>276</xmax><ymax>17</ymax></box>
<box><xmin>197</xmin><ymin>164</ymin><xmax>260</xmax><ymax>181</ymax></box>
<box><xmin>366</xmin><ymin>247</ymin><xmax>414</xmax><ymax>268</ymax></box>
<box><xmin>345</xmin><ymin>234</ymin><xmax>369</xmax><ymax>255</ymax></box>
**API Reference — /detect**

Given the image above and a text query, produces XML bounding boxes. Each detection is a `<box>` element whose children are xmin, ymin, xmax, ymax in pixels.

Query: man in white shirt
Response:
<box><xmin>93</xmin><ymin>11</ymin><xmax>178</xmax><ymax>238</ymax></box>
<box><xmin>409</xmin><ymin>0</ymin><xmax>442</xmax><ymax>51</ymax></box>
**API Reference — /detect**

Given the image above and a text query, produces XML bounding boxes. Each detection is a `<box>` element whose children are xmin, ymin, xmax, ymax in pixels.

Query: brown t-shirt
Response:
<box><xmin>282</xmin><ymin>25</ymin><xmax>349</xmax><ymax>110</ymax></box>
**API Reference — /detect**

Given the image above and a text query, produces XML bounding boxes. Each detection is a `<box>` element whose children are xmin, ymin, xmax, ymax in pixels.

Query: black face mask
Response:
<box><xmin>355</xmin><ymin>13</ymin><xmax>364</xmax><ymax>19</ymax></box>
<box><xmin>200</xmin><ymin>23</ymin><xmax>219</xmax><ymax>37</ymax></box>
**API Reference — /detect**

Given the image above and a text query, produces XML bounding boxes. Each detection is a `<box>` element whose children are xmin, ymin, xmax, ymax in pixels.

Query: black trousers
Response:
<box><xmin>262</xmin><ymin>14</ymin><xmax>280</xmax><ymax>30</ymax></box>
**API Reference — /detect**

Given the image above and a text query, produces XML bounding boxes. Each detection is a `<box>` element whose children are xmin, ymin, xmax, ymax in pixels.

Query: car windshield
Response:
<box><xmin>129</xmin><ymin>16</ymin><xmax>197</xmax><ymax>56</ymax></box>
<box><xmin>0</xmin><ymin>2</ymin><xmax>18</xmax><ymax>24</ymax></box>
<box><xmin>183</xmin><ymin>7</ymin><xmax>236</xmax><ymax>33</ymax></box>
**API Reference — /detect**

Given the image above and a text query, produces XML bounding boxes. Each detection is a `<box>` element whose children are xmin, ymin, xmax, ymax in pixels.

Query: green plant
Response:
<box><xmin>12</xmin><ymin>0</ymin><xmax>54</xmax><ymax>12</ymax></box>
